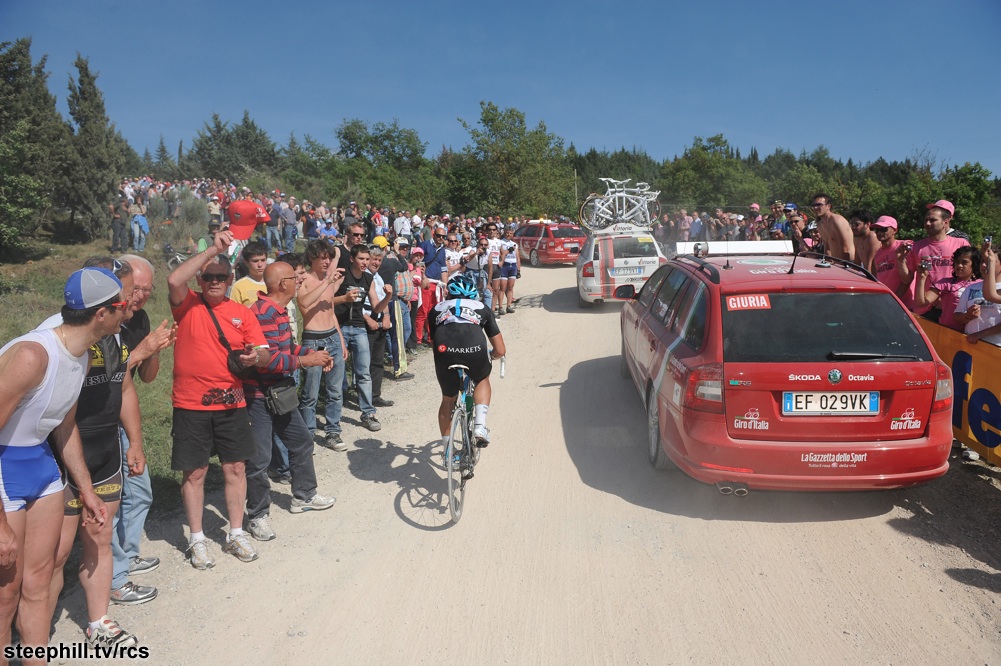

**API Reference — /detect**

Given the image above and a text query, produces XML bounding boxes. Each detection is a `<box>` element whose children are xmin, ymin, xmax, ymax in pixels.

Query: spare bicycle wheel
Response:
<box><xmin>578</xmin><ymin>194</ymin><xmax>614</xmax><ymax>233</ymax></box>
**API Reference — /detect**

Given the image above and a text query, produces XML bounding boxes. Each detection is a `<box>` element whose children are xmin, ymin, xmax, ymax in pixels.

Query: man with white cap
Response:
<box><xmin>0</xmin><ymin>268</ymin><xmax>123</xmax><ymax>656</ymax></box>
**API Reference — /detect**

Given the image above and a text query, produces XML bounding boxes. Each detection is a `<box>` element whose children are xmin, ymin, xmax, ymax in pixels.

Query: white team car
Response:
<box><xmin>575</xmin><ymin>223</ymin><xmax>667</xmax><ymax>307</ymax></box>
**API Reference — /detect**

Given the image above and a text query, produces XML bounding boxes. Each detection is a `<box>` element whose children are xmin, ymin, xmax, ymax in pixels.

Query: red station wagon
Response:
<box><xmin>513</xmin><ymin>222</ymin><xmax>586</xmax><ymax>266</ymax></box>
<box><xmin>617</xmin><ymin>249</ymin><xmax>953</xmax><ymax>493</ymax></box>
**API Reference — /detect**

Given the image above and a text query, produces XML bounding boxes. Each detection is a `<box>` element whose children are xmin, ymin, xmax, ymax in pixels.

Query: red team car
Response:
<box><xmin>617</xmin><ymin>247</ymin><xmax>953</xmax><ymax>493</ymax></box>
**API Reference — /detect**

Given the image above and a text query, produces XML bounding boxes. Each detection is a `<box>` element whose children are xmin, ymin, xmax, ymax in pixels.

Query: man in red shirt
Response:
<box><xmin>166</xmin><ymin>229</ymin><xmax>272</xmax><ymax>569</ymax></box>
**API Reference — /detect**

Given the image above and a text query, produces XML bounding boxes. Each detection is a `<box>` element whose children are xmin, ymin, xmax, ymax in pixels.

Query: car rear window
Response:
<box><xmin>721</xmin><ymin>292</ymin><xmax>933</xmax><ymax>363</ymax></box>
<box><xmin>613</xmin><ymin>237</ymin><xmax>658</xmax><ymax>259</ymax></box>
<box><xmin>552</xmin><ymin>227</ymin><xmax>585</xmax><ymax>239</ymax></box>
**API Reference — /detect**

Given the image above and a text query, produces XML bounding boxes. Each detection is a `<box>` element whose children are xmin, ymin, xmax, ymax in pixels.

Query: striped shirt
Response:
<box><xmin>244</xmin><ymin>293</ymin><xmax>312</xmax><ymax>395</ymax></box>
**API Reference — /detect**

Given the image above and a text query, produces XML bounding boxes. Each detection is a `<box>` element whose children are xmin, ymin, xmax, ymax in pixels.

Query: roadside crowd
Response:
<box><xmin>656</xmin><ymin>197</ymin><xmax>1000</xmax><ymax>346</ymax></box>
<box><xmin>0</xmin><ymin>185</ymin><xmax>529</xmax><ymax>660</ymax></box>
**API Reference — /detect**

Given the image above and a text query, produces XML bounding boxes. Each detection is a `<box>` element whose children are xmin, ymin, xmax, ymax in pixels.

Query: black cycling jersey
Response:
<box><xmin>429</xmin><ymin>298</ymin><xmax>500</xmax><ymax>396</ymax></box>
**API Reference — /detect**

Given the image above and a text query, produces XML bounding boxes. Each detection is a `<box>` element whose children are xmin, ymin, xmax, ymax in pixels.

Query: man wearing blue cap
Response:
<box><xmin>0</xmin><ymin>267</ymin><xmax>124</xmax><ymax>656</ymax></box>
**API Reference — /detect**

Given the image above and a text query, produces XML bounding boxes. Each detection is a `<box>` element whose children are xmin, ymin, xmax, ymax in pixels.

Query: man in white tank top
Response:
<box><xmin>0</xmin><ymin>267</ymin><xmax>127</xmax><ymax>657</ymax></box>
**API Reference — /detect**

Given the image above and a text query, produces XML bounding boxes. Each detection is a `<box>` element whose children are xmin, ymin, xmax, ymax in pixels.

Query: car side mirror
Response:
<box><xmin>614</xmin><ymin>284</ymin><xmax>637</xmax><ymax>300</ymax></box>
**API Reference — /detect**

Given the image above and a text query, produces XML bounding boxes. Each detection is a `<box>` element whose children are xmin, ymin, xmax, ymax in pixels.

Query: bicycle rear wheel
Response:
<box><xmin>446</xmin><ymin>408</ymin><xmax>468</xmax><ymax>522</ymax></box>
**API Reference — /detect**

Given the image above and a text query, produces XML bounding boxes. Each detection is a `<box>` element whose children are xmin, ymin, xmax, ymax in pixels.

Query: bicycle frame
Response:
<box><xmin>579</xmin><ymin>178</ymin><xmax>661</xmax><ymax>232</ymax></box>
<box><xmin>445</xmin><ymin>365</ymin><xmax>478</xmax><ymax>522</ymax></box>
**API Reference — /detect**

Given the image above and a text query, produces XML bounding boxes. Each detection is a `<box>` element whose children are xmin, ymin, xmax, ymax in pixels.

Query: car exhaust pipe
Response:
<box><xmin>732</xmin><ymin>483</ymin><xmax>749</xmax><ymax>497</ymax></box>
<box><xmin>715</xmin><ymin>482</ymin><xmax>733</xmax><ymax>495</ymax></box>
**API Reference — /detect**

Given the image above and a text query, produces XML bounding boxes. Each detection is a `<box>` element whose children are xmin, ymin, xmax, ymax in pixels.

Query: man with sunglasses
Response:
<box><xmin>4</xmin><ymin>268</ymin><xmax>123</xmax><ymax>654</ymax></box>
<box><xmin>811</xmin><ymin>193</ymin><xmax>855</xmax><ymax>262</ymax></box>
<box><xmin>37</xmin><ymin>259</ymin><xmax>144</xmax><ymax>648</ymax></box>
<box><xmin>109</xmin><ymin>255</ymin><xmax>174</xmax><ymax>608</ymax></box>
<box><xmin>870</xmin><ymin>216</ymin><xmax>906</xmax><ymax>296</ymax></box>
<box><xmin>336</xmin><ymin>222</ymin><xmax>368</xmax><ymax>271</ymax></box>
<box><xmin>167</xmin><ymin>229</ymin><xmax>272</xmax><ymax>570</ymax></box>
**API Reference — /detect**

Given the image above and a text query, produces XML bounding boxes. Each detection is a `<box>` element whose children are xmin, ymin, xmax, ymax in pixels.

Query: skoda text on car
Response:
<box><xmin>617</xmin><ymin>243</ymin><xmax>953</xmax><ymax>492</ymax></box>
<box><xmin>513</xmin><ymin>221</ymin><xmax>587</xmax><ymax>266</ymax></box>
<box><xmin>576</xmin><ymin>222</ymin><xmax>667</xmax><ymax>308</ymax></box>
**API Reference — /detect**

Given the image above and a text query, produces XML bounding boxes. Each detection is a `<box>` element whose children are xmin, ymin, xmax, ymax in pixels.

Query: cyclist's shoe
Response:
<box><xmin>186</xmin><ymin>539</ymin><xmax>215</xmax><ymax>570</ymax></box>
<box><xmin>87</xmin><ymin>616</ymin><xmax>138</xmax><ymax>648</ymax></box>
<box><xmin>461</xmin><ymin>464</ymin><xmax>475</xmax><ymax>480</ymax></box>
<box><xmin>473</xmin><ymin>425</ymin><xmax>490</xmax><ymax>447</ymax></box>
<box><xmin>224</xmin><ymin>533</ymin><xmax>259</xmax><ymax>563</ymax></box>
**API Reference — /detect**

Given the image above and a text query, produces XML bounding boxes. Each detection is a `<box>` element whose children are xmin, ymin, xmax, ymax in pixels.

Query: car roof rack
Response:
<box><xmin>675</xmin><ymin>255</ymin><xmax>721</xmax><ymax>284</ymax></box>
<box><xmin>788</xmin><ymin>251</ymin><xmax>878</xmax><ymax>282</ymax></box>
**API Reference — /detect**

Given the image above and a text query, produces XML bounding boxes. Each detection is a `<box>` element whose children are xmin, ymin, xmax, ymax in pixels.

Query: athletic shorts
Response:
<box><xmin>63</xmin><ymin>469</ymin><xmax>123</xmax><ymax>516</ymax></box>
<box><xmin>79</xmin><ymin>426</ymin><xmax>123</xmax><ymax>486</ymax></box>
<box><xmin>499</xmin><ymin>263</ymin><xmax>517</xmax><ymax>279</ymax></box>
<box><xmin>0</xmin><ymin>443</ymin><xmax>64</xmax><ymax>512</ymax></box>
<box><xmin>171</xmin><ymin>407</ymin><xmax>256</xmax><ymax>470</ymax></box>
<box><xmin>432</xmin><ymin>325</ymin><xmax>492</xmax><ymax>397</ymax></box>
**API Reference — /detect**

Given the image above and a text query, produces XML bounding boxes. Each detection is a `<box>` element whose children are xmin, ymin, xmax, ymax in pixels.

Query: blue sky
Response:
<box><xmin>3</xmin><ymin>0</ymin><xmax>1000</xmax><ymax>176</ymax></box>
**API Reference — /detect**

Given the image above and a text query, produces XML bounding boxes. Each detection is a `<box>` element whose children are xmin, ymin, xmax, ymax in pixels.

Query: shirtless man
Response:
<box><xmin>296</xmin><ymin>240</ymin><xmax>352</xmax><ymax>451</ymax></box>
<box><xmin>848</xmin><ymin>210</ymin><xmax>880</xmax><ymax>273</ymax></box>
<box><xmin>811</xmin><ymin>193</ymin><xmax>854</xmax><ymax>261</ymax></box>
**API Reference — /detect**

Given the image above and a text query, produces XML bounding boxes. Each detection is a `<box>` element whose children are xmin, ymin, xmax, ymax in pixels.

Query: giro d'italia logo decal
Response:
<box><xmin>438</xmin><ymin>344</ymin><xmax>447</xmax><ymax>353</ymax></box>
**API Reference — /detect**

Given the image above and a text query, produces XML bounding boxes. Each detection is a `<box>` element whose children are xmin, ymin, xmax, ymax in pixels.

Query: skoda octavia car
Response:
<box><xmin>576</xmin><ymin>225</ymin><xmax>667</xmax><ymax>307</ymax></box>
<box><xmin>512</xmin><ymin>221</ymin><xmax>586</xmax><ymax>266</ymax></box>
<box><xmin>617</xmin><ymin>250</ymin><xmax>953</xmax><ymax>492</ymax></box>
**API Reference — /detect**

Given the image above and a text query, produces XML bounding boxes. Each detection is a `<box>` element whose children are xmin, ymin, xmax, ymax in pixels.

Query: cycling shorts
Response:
<box><xmin>432</xmin><ymin>325</ymin><xmax>492</xmax><ymax>397</ymax></box>
<box><xmin>499</xmin><ymin>263</ymin><xmax>518</xmax><ymax>279</ymax></box>
<box><xmin>63</xmin><ymin>468</ymin><xmax>123</xmax><ymax>516</ymax></box>
<box><xmin>0</xmin><ymin>443</ymin><xmax>64</xmax><ymax>512</ymax></box>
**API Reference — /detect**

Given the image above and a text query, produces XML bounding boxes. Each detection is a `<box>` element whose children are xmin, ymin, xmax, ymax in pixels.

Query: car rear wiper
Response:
<box><xmin>826</xmin><ymin>351</ymin><xmax>923</xmax><ymax>361</ymax></box>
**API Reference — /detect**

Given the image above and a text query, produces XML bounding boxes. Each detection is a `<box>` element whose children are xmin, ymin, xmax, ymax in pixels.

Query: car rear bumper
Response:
<box><xmin>666</xmin><ymin>412</ymin><xmax>952</xmax><ymax>490</ymax></box>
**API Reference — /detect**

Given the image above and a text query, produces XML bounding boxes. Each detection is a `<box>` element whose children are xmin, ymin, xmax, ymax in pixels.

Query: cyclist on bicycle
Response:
<box><xmin>429</xmin><ymin>274</ymin><xmax>506</xmax><ymax>447</ymax></box>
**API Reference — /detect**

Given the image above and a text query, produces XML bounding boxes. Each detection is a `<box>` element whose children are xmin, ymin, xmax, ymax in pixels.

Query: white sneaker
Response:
<box><xmin>473</xmin><ymin>425</ymin><xmax>490</xmax><ymax>446</ymax></box>
<box><xmin>249</xmin><ymin>515</ymin><xmax>276</xmax><ymax>541</ymax></box>
<box><xmin>291</xmin><ymin>493</ymin><xmax>336</xmax><ymax>513</ymax></box>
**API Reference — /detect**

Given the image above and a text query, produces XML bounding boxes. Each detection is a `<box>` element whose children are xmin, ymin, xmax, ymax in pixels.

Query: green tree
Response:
<box><xmin>458</xmin><ymin>101</ymin><xmax>573</xmax><ymax>217</ymax></box>
<box><xmin>0</xmin><ymin>38</ymin><xmax>72</xmax><ymax>231</ymax></box>
<box><xmin>57</xmin><ymin>55</ymin><xmax>126</xmax><ymax>240</ymax></box>
<box><xmin>188</xmin><ymin>114</ymin><xmax>239</xmax><ymax>180</ymax></box>
<box><xmin>0</xmin><ymin>120</ymin><xmax>45</xmax><ymax>255</ymax></box>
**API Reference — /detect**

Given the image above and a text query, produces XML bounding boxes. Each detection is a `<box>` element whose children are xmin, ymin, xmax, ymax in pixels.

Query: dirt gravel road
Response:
<box><xmin>51</xmin><ymin>263</ymin><xmax>1001</xmax><ymax>664</ymax></box>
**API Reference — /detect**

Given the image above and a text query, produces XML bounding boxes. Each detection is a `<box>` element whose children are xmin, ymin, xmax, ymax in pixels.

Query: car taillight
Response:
<box><xmin>684</xmin><ymin>362</ymin><xmax>724</xmax><ymax>413</ymax></box>
<box><xmin>658</xmin><ymin>256</ymin><xmax>668</xmax><ymax>265</ymax></box>
<box><xmin>931</xmin><ymin>361</ymin><xmax>953</xmax><ymax>414</ymax></box>
<box><xmin>582</xmin><ymin>262</ymin><xmax>595</xmax><ymax>277</ymax></box>
<box><xmin>549</xmin><ymin>241</ymin><xmax>556</xmax><ymax>248</ymax></box>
